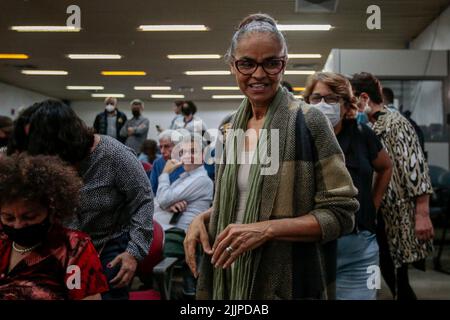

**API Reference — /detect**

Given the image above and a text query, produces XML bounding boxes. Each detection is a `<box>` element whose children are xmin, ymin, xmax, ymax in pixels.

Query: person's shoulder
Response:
<box><xmin>114</xmin><ymin>110</ymin><xmax>127</xmax><ymax>122</ymax></box>
<box><xmin>219</xmin><ymin>112</ymin><xmax>236</xmax><ymax>129</ymax></box>
<box><xmin>96</xmin><ymin>135</ymin><xmax>137</xmax><ymax>159</ymax></box>
<box><xmin>100</xmin><ymin>135</ymin><xmax>128</xmax><ymax>149</ymax></box>
<box><xmin>0</xmin><ymin>234</ymin><xmax>9</xmax><ymax>247</ymax></box>
<box><xmin>195</xmin><ymin>167</ymin><xmax>214</xmax><ymax>186</ymax></box>
<box><xmin>63</xmin><ymin>228</ymin><xmax>92</xmax><ymax>244</ymax></box>
<box><xmin>358</xmin><ymin>122</ymin><xmax>376</xmax><ymax>135</ymax></box>
<box><xmin>153</xmin><ymin>156</ymin><xmax>165</xmax><ymax>166</ymax></box>
<box><xmin>151</xmin><ymin>157</ymin><xmax>166</xmax><ymax>173</ymax></box>
<box><xmin>49</xmin><ymin>225</ymin><xmax>93</xmax><ymax>251</ymax></box>
<box><xmin>386</xmin><ymin>110</ymin><xmax>414</xmax><ymax>132</ymax></box>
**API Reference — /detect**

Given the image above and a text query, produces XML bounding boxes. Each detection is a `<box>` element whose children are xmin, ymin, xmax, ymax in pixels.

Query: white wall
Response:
<box><xmin>71</xmin><ymin>100</ymin><xmax>238</xmax><ymax>141</ymax></box>
<box><xmin>0</xmin><ymin>82</ymin><xmax>238</xmax><ymax>141</ymax></box>
<box><xmin>425</xmin><ymin>142</ymin><xmax>449</xmax><ymax>169</ymax></box>
<box><xmin>410</xmin><ymin>5</ymin><xmax>450</xmax><ymax>50</ymax></box>
<box><xmin>323</xmin><ymin>49</ymin><xmax>447</xmax><ymax>77</ymax></box>
<box><xmin>410</xmin><ymin>4</ymin><xmax>450</xmax><ymax>169</ymax></box>
<box><xmin>0</xmin><ymin>82</ymin><xmax>51</xmax><ymax>117</ymax></box>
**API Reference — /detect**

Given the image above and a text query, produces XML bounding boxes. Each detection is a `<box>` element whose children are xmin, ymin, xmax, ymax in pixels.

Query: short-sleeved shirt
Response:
<box><xmin>337</xmin><ymin>119</ymin><xmax>383</xmax><ymax>233</ymax></box>
<box><xmin>0</xmin><ymin>224</ymin><xmax>108</xmax><ymax>300</ymax></box>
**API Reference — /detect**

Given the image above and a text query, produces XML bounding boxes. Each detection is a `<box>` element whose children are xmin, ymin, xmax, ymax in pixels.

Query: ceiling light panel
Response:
<box><xmin>11</xmin><ymin>26</ymin><xmax>80</xmax><ymax>32</ymax></box>
<box><xmin>167</xmin><ymin>54</ymin><xmax>221</xmax><ymax>59</ymax></box>
<box><xmin>151</xmin><ymin>94</ymin><xmax>185</xmax><ymax>98</ymax></box>
<box><xmin>92</xmin><ymin>93</ymin><xmax>124</xmax><ymax>98</ymax></box>
<box><xmin>134</xmin><ymin>86</ymin><xmax>172</xmax><ymax>90</ymax></box>
<box><xmin>68</xmin><ymin>54</ymin><xmax>122</xmax><ymax>59</ymax></box>
<box><xmin>0</xmin><ymin>54</ymin><xmax>29</xmax><ymax>59</ymax></box>
<box><xmin>138</xmin><ymin>25</ymin><xmax>209</xmax><ymax>31</ymax></box>
<box><xmin>185</xmin><ymin>71</ymin><xmax>231</xmax><ymax>75</ymax></box>
<box><xmin>22</xmin><ymin>70</ymin><xmax>68</xmax><ymax>75</ymax></box>
<box><xmin>101</xmin><ymin>71</ymin><xmax>146</xmax><ymax>76</ymax></box>
<box><xmin>67</xmin><ymin>86</ymin><xmax>104</xmax><ymax>90</ymax></box>
<box><xmin>277</xmin><ymin>24</ymin><xmax>332</xmax><ymax>31</ymax></box>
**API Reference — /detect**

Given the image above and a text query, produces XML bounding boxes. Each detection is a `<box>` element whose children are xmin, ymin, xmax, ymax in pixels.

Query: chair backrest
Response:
<box><xmin>140</xmin><ymin>160</ymin><xmax>152</xmax><ymax>173</ymax></box>
<box><xmin>429</xmin><ymin>165</ymin><xmax>447</xmax><ymax>188</ymax></box>
<box><xmin>438</xmin><ymin>171</ymin><xmax>450</xmax><ymax>188</ymax></box>
<box><xmin>136</xmin><ymin>219</ymin><xmax>164</xmax><ymax>277</ymax></box>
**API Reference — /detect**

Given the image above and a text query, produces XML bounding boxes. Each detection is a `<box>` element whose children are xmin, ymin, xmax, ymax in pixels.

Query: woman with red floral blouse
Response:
<box><xmin>0</xmin><ymin>154</ymin><xmax>108</xmax><ymax>300</ymax></box>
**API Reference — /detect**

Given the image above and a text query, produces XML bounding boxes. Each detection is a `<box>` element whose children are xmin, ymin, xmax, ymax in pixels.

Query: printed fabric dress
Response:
<box><xmin>0</xmin><ymin>224</ymin><xmax>108</xmax><ymax>300</ymax></box>
<box><xmin>372</xmin><ymin>107</ymin><xmax>433</xmax><ymax>268</ymax></box>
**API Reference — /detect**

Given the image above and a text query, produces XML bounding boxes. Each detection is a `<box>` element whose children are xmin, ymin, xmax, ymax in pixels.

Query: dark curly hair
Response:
<box><xmin>7</xmin><ymin>104</ymin><xmax>40</xmax><ymax>155</ymax></box>
<box><xmin>7</xmin><ymin>100</ymin><xmax>94</xmax><ymax>165</ymax></box>
<box><xmin>0</xmin><ymin>154</ymin><xmax>83</xmax><ymax>221</ymax></box>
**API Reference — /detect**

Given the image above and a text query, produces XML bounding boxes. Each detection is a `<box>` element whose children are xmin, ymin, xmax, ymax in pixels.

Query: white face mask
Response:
<box><xmin>105</xmin><ymin>104</ymin><xmax>115</xmax><ymax>112</ymax></box>
<box><xmin>311</xmin><ymin>100</ymin><xmax>341</xmax><ymax>127</ymax></box>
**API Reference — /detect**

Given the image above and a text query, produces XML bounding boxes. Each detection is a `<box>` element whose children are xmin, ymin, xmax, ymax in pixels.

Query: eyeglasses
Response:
<box><xmin>233</xmin><ymin>56</ymin><xmax>286</xmax><ymax>75</ymax></box>
<box><xmin>309</xmin><ymin>93</ymin><xmax>340</xmax><ymax>104</ymax></box>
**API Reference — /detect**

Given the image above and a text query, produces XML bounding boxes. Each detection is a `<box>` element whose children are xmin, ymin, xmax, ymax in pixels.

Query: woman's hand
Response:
<box><xmin>108</xmin><ymin>251</ymin><xmax>138</xmax><ymax>288</ymax></box>
<box><xmin>184</xmin><ymin>209</ymin><xmax>212</xmax><ymax>277</ymax></box>
<box><xmin>162</xmin><ymin>159</ymin><xmax>183</xmax><ymax>174</ymax></box>
<box><xmin>211</xmin><ymin>221</ymin><xmax>272</xmax><ymax>269</ymax></box>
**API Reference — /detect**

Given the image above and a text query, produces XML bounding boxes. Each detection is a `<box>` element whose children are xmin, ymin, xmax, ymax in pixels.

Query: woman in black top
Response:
<box><xmin>304</xmin><ymin>72</ymin><xmax>392</xmax><ymax>300</ymax></box>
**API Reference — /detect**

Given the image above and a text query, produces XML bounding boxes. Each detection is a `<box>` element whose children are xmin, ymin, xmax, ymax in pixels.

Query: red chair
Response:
<box><xmin>130</xmin><ymin>220</ymin><xmax>178</xmax><ymax>300</ymax></box>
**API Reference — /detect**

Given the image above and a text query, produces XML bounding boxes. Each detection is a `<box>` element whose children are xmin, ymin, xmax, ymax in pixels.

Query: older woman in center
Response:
<box><xmin>183</xmin><ymin>13</ymin><xmax>359</xmax><ymax>300</ymax></box>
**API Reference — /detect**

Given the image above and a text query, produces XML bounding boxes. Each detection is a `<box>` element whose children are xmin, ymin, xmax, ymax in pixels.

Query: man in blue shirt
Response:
<box><xmin>150</xmin><ymin>130</ymin><xmax>185</xmax><ymax>194</ymax></box>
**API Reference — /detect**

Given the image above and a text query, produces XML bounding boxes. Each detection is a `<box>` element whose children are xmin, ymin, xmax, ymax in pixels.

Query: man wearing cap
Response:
<box><xmin>120</xmin><ymin>99</ymin><xmax>150</xmax><ymax>154</ymax></box>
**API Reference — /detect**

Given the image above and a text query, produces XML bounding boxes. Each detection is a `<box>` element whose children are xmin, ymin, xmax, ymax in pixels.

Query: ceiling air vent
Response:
<box><xmin>291</xmin><ymin>63</ymin><xmax>321</xmax><ymax>70</ymax></box>
<box><xmin>295</xmin><ymin>0</ymin><xmax>339</xmax><ymax>13</ymax></box>
<box><xmin>11</xmin><ymin>63</ymin><xmax>37</xmax><ymax>69</ymax></box>
<box><xmin>177</xmin><ymin>86</ymin><xmax>194</xmax><ymax>93</ymax></box>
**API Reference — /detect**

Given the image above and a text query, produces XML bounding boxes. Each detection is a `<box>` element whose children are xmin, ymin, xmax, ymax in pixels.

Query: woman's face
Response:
<box><xmin>311</xmin><ymin>81</ymin><xmax>346</xmax><ymax>118</ymax></box>
<box><xmin>0</xmin><ymin>199</ymin><xmax>48</xmax><ymax>229</ymax></box>
<box><xmin>231</xmin><ymin>33</ymin><xmax>286</xmax><ymax>108</ymax></box>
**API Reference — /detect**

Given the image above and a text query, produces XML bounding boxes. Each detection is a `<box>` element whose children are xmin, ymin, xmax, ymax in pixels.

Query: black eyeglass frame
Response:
<box><xmin>308</xmin><ymin>93</ymin><xmax>342</xmax><ymax>104</ymax></box>
<box><xmin>233</xmin><ymin>56</ymin><xmax>287</xmax><ymax>75</ymax></box>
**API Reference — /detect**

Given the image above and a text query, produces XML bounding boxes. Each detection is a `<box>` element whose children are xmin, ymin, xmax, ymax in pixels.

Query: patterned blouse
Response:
<box><xmin>0</xmin><ymin>224</ymin><xmax>108</xmax><ymax>300</ymax></box>
<box><xmin>372</xmin><ymin>107</ymin><xmax>433</xmax><ymax>267</ymax></box>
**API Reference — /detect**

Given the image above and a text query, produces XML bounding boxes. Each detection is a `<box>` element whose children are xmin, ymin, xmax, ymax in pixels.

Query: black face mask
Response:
<box><xmin>1</xmin><ymin>217</ymin><xmax>51</xmax><ymax>247</ymax></box>
<box><xmin>132</xmin><ymin>110</ymin><xmax>141</xmax><ymax>118</ymax></box>
<box><xmin>0</xmin><ymin>137</ymin><xmax>8</xmax><ymax>148</ymax></box>
<box><xmin>0</xmin><ymin>137</ymin><xmax>9</xmax><ymax>148</ymax></box>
